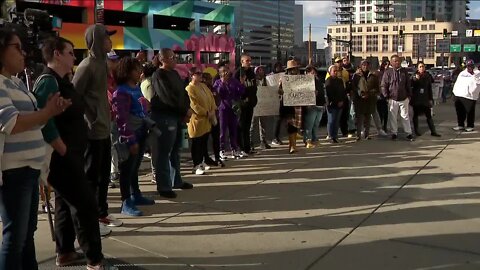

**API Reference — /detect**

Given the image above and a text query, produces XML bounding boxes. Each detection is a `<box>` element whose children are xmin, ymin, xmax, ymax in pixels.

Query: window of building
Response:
<box><xmin>382</xmin><ymin>35</ymin><xmax>389</xmax><ymax>52</ymax></box>
<box><xmin>400</xmin><ymin>25</ymin><xmax>405</xmax><ymax>31</ymax></box>
<box><xmin>421</xmin><ymin>25</ymin><xmax>427</xmax><ymax>30</ymax></box>
<box><xmin>392</xmin><ymin>35</ymin><xmax>405</xmax><ymax>52</ymax></box>
<box><xmin>366</xmin><ymin>35</ymin><xmax>378</xmax><ymax>52</ymax></box>
<box><xmin>383</xmin><ymin>26</ymin><xmax>388</xmax><ymax>31</ymax></box>
<box><xmin>361</xmin><ymin>7</ymin><xmax>365</xmax><ymax>11</ymax></box>
<box><xmin>393</xmin><ymin>26</ymin><xmax>398</xmax><ymax>31</ymax></box>
<box><xmin>328</xmin><ymin>29</ymin><xmax>332</xmax><ymax>34</ymax></box>
<box><xmin>373</xmin><ymin>26</ymin><xmax>378</xmax><ymax>32</ymax></box>
<box><xmin>367</xmin><ymin>0</ymin><xmax>372</xmax><ymax>3</ymax></box>
<box><xmin>429</xmin><ymin>24</ymin><xmax>435</xmax><ymax>30</ymax></box>
<box><xmin>367</xmin><ymin>27</ymin><xmax>372</xmax><ymax>32</ymax></box>
<box><xmin>352</xmin><ymin>27</ymin><xmax>356</xmax><ymax>33</ymax></box>
<box><xmin>353</xmin><ymin>35</ymin><xmax>363</xmax><ymax>53</ymax></box>
<box><xmin>360</xmin><ymin>0</ymin><xmax>365</xmax><ymax>4</ymax></box>
<box><xmin>413</xmin><ymin>25</ymin><xmax>419</xmax><ymax>31</ymax></box>
<box><xmin>342</xmin><ymin>27</ymin><xmax>347</xmax><ymax>33</ymax></box>
<box><xmin>367</xmin><ymin>6</ymin><xmax>372</xmax><ymax>11</ymax></box>
<box><xmin>357</xmin><ymin>27</ymin><xmax>363</xmax><ymax>32</ymax></box>
<box><xmin>336</xmin><ymin>28</ymin><xmax>341</xmax><ymax>33</ymax></box>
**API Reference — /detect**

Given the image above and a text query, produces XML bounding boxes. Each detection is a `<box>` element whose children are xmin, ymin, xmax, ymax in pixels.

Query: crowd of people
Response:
<box><xmin>0</xmin><ymin>22</ymin><xmax>478</xmax><ymax>270</ymax></box>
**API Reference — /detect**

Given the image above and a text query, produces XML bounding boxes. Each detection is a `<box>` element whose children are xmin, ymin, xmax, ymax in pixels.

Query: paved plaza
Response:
<box><xmin>35</xmin><ymin>101</ymin><xmax>480</xmax><ymax>270</ymax></box>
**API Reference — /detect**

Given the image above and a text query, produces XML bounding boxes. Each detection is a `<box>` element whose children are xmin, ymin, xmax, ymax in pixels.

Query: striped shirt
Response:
<box><xmin>0</xmin><ymin>74</ymin><xmax>46</xmax><ymax>172</ymax></box>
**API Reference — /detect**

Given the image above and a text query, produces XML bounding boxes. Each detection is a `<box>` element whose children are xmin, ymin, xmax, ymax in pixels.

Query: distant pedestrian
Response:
<box><xmin>381</xmin><ymin>55</ymin><xmax>414</xmax><ymax>141</ymax></box>
<box><xmin>303</xmin><ymin>65</ymin><xmax>325</xmax><ymax>148</ymax></box>
<box><xmin>452</xmin><ymin>59</ymin><xmax>480</xmax><ymax>132</ymax></box>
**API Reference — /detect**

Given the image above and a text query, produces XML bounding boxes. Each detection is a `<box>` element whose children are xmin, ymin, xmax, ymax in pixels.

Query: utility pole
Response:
<box><xmin>308</xmin><ymin>23</ymin><xmax>312</xmax><ymax>65</ymax></box>
<box><xmin>349</xmin><ymin>11</ymin><xmax>353</xmax><ymax>61</ymax></box>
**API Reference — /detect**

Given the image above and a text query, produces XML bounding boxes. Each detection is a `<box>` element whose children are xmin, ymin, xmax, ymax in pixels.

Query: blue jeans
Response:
<box><xmin>303</xmin><ymin>106</ymin><xmax>324</xmax><ymax>142</ymax></box>
<box><xmin>0</xmin><ymin>167</ymin><xmax>40</xmax><ymax>270</ymax></box>
<box><xmin>150</xmin><ymin>113</ymin><xmax>184</xmax><ymax>192</ymax></box>
<box><xmin>327</xmin><ymin>107</ymin><xmax>343</xmax><ymax>140</ymax></box>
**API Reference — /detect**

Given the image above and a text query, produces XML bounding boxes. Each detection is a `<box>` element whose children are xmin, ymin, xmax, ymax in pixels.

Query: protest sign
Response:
<box><xmin>266</xmin><ymin>73</ymin><xmax>284</xmax><ymax>87</ymax></box>
<box><xmin>254</xmin><ymin>86</ymin><xmax>280</xmax><ymax>116</ymax></box>
<box><xmin>282</xmin><ymin>75</ymin><xmax>316</xmax><ymax>106</ymax></box>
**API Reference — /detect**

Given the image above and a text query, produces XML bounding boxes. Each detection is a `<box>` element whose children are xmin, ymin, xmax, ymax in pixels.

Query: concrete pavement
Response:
<box><xmin>35</xmin><ymin>101</ymin><xmax>480</xmax><ymax>269</ymax></box>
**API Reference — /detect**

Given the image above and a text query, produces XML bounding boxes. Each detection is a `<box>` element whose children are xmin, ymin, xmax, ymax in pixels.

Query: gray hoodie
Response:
<box><xmin>73</xmin><ymin>24</ymin><xmax>111</xmax><ymax>140</ymax></box>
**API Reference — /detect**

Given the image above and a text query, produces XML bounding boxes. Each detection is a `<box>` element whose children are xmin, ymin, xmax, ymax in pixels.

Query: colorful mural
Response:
<box><xmin>16</xmin><ymin>0</ymin><xmax>236</xmax><ymax>77</ymax></box>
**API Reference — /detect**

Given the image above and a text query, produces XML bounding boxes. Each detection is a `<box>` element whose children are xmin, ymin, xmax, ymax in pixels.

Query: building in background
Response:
<box><xmin>14</xmin><ymin>0</ymin><xmax>236</xmax><ymax>78</ymax></box>
<box><xmin>294</xmin><ymin>4</ymin><xmax>303</xmax><ymax>47</ymax></box>
<box><xmin>211</xmin><ymin>0</ymin><xmax>295</xmax><ymax>67</ymax></box>
<box><xmin>328</xmin><ymin>19</ymin><xmax>453</xmax><ymax>67</ymax></box>
<box><xmin>334</xmin><ymin>0</ymin><xmax>468</xmax><ymax>25</ymax></box>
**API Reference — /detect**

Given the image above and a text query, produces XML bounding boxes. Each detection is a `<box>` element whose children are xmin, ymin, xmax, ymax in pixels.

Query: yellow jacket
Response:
<box><xmin>186</xmin><ymin>82</ymin><xmax>217</xmax><ymax>138</ymax></box>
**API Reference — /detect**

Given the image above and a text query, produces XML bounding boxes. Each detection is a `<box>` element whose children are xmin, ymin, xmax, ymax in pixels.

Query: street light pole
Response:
<box><xmin>349</xmin><ymin>11</ymin><xmax>353</xmax><ymax>60</ymax></box>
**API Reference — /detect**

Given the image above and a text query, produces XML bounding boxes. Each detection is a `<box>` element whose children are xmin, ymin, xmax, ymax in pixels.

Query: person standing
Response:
<box><xmin>411</xmin><ymin>62</ymin><xmax>441</xmax><ymax>137</ymax></box>
<box><xmin>326</xmin><ymin>57</ymin><xmax>351</xmax><ymax>138</ymax></box>
<box><xmin>452</xmin><ymin>59</ymin><xmax>480</xmax><ymax>132</ymax></box>
<box><xmin>112</xmin><ymin>57</ymin><xmax>155</xmax><ymax>216</ymax></box>
<box><xmin>202</xmin><ymin>72</ymin><xmax>224</xmax><ymax>167</ymax></box>
<box><xmin>72</xmin><ymin>24</ymin><xmax>123</xmax><ymax>232</ymax></box>
<box><xmin>35</xmin><ymin>36</ymin><xmax>117</xmax><ymax>269</ymax></box>
<box><xmin>352</xmin><ymin>60</ymin><xmax>380</xmax><ymax>140</ymax></box>
<box><xmin>250</xmin><ymin>65</ymin><xmax>271</xmax><ymax>150</ymax></box>
<box><xmin>377</xmin><ymin>60</ymin><xmax>390</xmax><ymax>132</ymax></box>
<box><xmin>107</xmin><ymin>50</ymin><xmax>120</xmax><ymax>188</ymax></box>
<box><xmin>325</xmin><ymin>65</ymin><xmax>347</xmax><ymax>143</ymax></box>
<box><xmin>213</xmin><ymin>63</ymin><xmax>245</xmax><ymax>160</ymax></box>
<box><xmin>303</xmin><ymin>65</ymin><xmax>325</xmax><ymax>148</ymax></box>
<box><xmin>150</xmin><ymin>48</ymin><xmax>193</xmax><ymax>199</ymax></box>
<box><xmin>271</xmin><ymin>62</ymin><xmax>285</xmax><ymax>145</ymax></box>
<box><xmin>235</xmin><ymin>54</ymin><xmax>257</xmax><ymax>156</ymax></box>
<box><xmin>381</xmin><ymin>55</ymin><xmax>414</xmax><ymax>141</ymax></box>
<box><xmin>186</xmin><ymin>67</ymin><xmax>217</xmax><ymax>175</ymax></box>
<box><xmin>0</xmin><ymin>29</ymin><xmax>71</xmax><ymax>270</ymax></box>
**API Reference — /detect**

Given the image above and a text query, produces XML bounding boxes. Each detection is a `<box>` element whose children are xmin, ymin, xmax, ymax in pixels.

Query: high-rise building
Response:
<box><xmin>210</xmin><ymin>0</ymin><xmax>295</xmax><ymax>66</ymax></box>
<box><xmin>334</xmin><ymin>0</ymin><xmax>469</xmax><ymax>25</ymax></box>
<box><xmin>294</xmin><ymin>4</ymin><xmax>304</xmax><ymax>47</ymax></box>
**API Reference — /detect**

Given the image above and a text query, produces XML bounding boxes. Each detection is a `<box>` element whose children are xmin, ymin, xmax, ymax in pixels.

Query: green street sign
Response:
<box><xmin>450</xmin><ymin>44</ymin><xmax>461</xmax><ymax>52</ymax></box>
<box><xmin>464</xmin><ymin>44</ymin><xmax>476</xmax><ymax>52</ymax></box>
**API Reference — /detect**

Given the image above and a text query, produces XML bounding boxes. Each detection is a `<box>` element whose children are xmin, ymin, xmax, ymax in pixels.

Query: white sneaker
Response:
<box><xmin>465</xmin><ymin>127</ymin><xmax>474</xmax><ymax>132</ymax></box>
<box><xmin>239</xmin><ymin>151</ymin><xmax>248</xmax><ymax>158</ymax></box>
<box><xmin>219</xmin><ymin>150</ymin><xmax>229</xmax><ymax>161</ymax></box>
<box><xmin>325</xmin><ymin>135</ymin><xmax>331</xmax><ymax>140</ymax></box>
<box><xmin>99</xmin><ymin>223</ymin><xmax>111</xmax><ymax>237</ymax></box>
<box><xmin>378</xmin><ymin>130</ymin><xmax>387</xmax><ymax>136</ymax></box>
<box><xmin>452</xmin><ymin>126</ymin><xmax>465</xmax><ymax>131</ymax></box>
<box><xmin>193</xmin><ymin>165</ymin><xmax>205</xmax><ymax>175</ymax></box>
<box><xmin>99</xmin><ymin>214</ymin><xmax>123</xmax><ymax>227</ymax></box>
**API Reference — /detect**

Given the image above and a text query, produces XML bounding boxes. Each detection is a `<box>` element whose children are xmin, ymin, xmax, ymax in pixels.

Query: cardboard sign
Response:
<box><xmin>266</xmin><ymin>73</ymin><xmax>284</xmax><ymax>87</ymax></box>
<box><xmin>254</xmin><ymin>86</ymin><xmax>280</xmax><ymax>116</ymax></box>
<box><xmin>282</xmin><ymin>75</ymin><xmax>316</xmax><ymax>106</ymax></box>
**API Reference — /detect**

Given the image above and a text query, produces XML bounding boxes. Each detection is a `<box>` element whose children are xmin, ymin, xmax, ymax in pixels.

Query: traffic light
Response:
<box><xmin>326</xmin><ymin>34</ymin><xmax>332</xmax><ymax>44</ymax></box>
<box><xmin>443</xmin><ymin>28</ymin><xmax>448</xmax><ymax>38</ymax></box>
<box><xmin>399</xmin><ymin>30</ymin><xmax>404</xmax><ymax>38</ymax></box>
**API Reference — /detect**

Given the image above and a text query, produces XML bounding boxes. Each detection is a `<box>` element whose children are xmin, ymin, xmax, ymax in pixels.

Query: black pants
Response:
<box><xmin>119</xmin><ymin>133</ymin><xmax>146</xmax><ymax>201</ymax></box>
<box><xmin>49</xmin><ymin>150</ymin><xmax>103</xmax><ymax>265</ymax></box>
<box><xmin>85</xmin><ymin>138</ymin><xmax>111</xmax><ymax>219</ymax></box>
<box><xmin>238</xmin><ymin>105</ymin><xmax>254</xmax><ymax>153</ymax></box>
<box><xmin>205</xmin><ymin>123</ymin><xmax>220</xmax><ymax>161</ymax></box>
<box><xmin>377</xmin><ymin>98</ymin><xmax>388</xmax><ymax>132</ymax></box>
<box><xmin>413</xmin><ymin>105</ymin><xmax>436</xmax><ymax>134</ymax></box>
<box><xmin>340</xmin><ymin>97</ymin><xmax>350</xmax><ymax>136</ymax></box>
<box><xmin>455</xmin><ymin>96</ymin><xmax>476</xmax><ymax>128</ymax></box>
<box><xmin>191</xmin><ymin>133</ymin><xmax>208</xmax><ymax>166</ymax></box>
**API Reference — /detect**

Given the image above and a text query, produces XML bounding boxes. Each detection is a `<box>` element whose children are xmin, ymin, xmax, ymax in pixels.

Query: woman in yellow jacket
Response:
<box><xmin>186</xmin><ymin>67</ymin><xmax>217</xmax><ymax>175</ymax></box>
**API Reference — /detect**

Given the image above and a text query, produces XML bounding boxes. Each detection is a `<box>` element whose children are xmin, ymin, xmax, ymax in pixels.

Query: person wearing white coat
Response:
<box><xmin>452</xmin><ymin>60</ymin><xmax>480</xmax><ymax>132</ymax></box>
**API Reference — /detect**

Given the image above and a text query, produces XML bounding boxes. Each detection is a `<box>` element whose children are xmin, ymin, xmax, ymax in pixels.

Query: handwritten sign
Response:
<box><xmin>266</xmin><ymin>73</ymin><xmax>284</xmax><ymax>87</ymax></box>
<box><xmin>282</xmin><ymin>75</ymin><xmax>316</xmax><ymax>106</ymax></box>
<box><xmin>254</xmin><ymin>86</ymin><xmax>280</xmax><ymax>116</ymax></box>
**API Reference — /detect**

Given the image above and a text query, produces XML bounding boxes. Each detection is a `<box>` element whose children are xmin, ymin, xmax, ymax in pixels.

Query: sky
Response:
<box><xmin>296</xmin><ymin>0</ymin><xmax>480</xmax><ymax>49</ymax></box>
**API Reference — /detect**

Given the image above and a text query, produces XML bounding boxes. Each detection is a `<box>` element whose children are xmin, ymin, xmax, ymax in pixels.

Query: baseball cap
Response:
<box><xmin>334</xmin><ymin>57</ymin><xmax>342</xmax><ymax>63</ymax></box>
<box><xmin>466</xmin><ymin>59</ymin><xmax>475</xmax><ymax>67</ymax></box>
<box><xmin>107</xmin><ymin>50</ymin><xmax>119</xmax><ymax>60</ymax></box>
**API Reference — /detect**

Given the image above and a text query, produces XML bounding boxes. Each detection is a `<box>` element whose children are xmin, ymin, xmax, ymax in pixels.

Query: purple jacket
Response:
<box><xmin>381</xmin><ymin>67</ymin><xmax>412</xmax><ymax>101</ymax></box>
<box><xmin>213</xmin><ymin>78</ymin><xmax>245</xmax><ymax>111</ymax></box>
